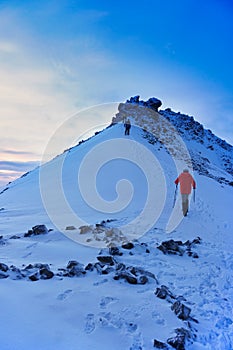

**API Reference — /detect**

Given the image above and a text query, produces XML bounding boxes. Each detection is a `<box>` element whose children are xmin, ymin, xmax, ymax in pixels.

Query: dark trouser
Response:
<box><xmin>181</xmin><ymin>194</ymin><xmax>189</xmax><ymax>216</ymax></box>
<box><xmin>125</xmin><ymin>127</ymin><xmax>130</xmax><ymax>135</ymax></box>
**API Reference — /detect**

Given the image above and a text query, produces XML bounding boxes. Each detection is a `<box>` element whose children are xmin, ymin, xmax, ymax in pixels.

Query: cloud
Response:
<box><xmin>0</xmin><ymin>160</ymin><xmax>39</xmax><ymax>171</ymax></box>
<box><xmin>0</xmin><ymin>40</ymin><xmax>18</xmax><ymax>53</ymax></box>
<box><xmin>0</xmin><ymin>149</ymin><xmax>37</xmax><ymax>156</ymax></box>
<box><xmin>0</xmin><ymin>160</ymin><xmax>39</xmax><ymax>188</ymax></box>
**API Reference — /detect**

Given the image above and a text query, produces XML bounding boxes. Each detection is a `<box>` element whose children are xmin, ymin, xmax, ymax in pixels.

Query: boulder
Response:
<box><xmin>171</xmin><ymin>301</ymin><xmax>191</xmax><ymax>320</ymax></box>
<box><xmin>79</xmin><ymin>225</ymin><xmax>93</xmax><ymax>234</ymax></box>
<box><xmin>66</xmin><ymin>261</ymin><xmax>86</xmax><ymax>277</ymax></box>
<box><xmin>157</xmin><ymin>239</ymin><xmax>185</xmax><ymax>256</ymax></box>
<box><xmin>29</xmin><ymin>273</ymin><xmax>39</xmax><ymax>281</ymax></box>
<box><xmin>146</xmin><ymin>97</ymin><xmax>162</xmax><ymax>111</ymax></box>
<box><xmin>97</xmin><ymin>256</ymin><xmax>115</xmax><ymax>266</ymax></box>
<box><xmin>126</xmin><ymin>95</ymin><xmax>140</xmax><ymax>104</ymax></box>
<box><xmin>109</xmin><ymin>246</ymin><xmax>122</xmax><ymax>256</ymax></box>
<box><xmin>24</xmin><ymin>225</ymin><xmax>48</xmax><ymax>237</ymax></box>
<box><xmin>167</xmin><ymin>328</ymin><xmax>192</xmax><ymax>350</ymax></box>
<box><xmin>0</xmin><ymin>263</ymin><xmax>9</xmax><ymax>272</ymax></box>
<box><xmin>65</xmin><ymin>226</ymin><xmax>76</xmax><ymax>231</ymax></box>
<box><xmin>32</xmin><ymin>225</ymin><xmax>48</xmax><ymax>235</ymax></box>
<box><xmin>122</xmin><ymin>242</ymin><xmax>134</xmax><ymax>250</ymax></box>
<box><xmin>39</xmin><ymin>267</ymin><xmax>54</xmax><ymax>280</ymax></box>
<box><xmin>155</xmin><ymin>285</ymin><xmax>176</xmax><ymax>302</ymax></box>
<box><xmin>153</xmin><ymin>339</ymin><xmax>168</xmax><ymax>349</ymax></box>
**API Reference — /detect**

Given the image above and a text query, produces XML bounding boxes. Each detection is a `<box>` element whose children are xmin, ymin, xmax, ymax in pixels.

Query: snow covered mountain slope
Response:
<box><xmin>0</xmin><ymin>98</ymin><xmax>233</xmax><ymax>350</ymax></box>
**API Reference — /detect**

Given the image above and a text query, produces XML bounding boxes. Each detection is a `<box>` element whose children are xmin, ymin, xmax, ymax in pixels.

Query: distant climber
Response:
<box><xmin>174</xmin><ymin>169</ymin><xmax>196</xmax><ymax>216</ymax></box>
<box><xmin>124</xmin><ymin>119</ymin><xmax>131</xmax><ymax>135</ymax></box>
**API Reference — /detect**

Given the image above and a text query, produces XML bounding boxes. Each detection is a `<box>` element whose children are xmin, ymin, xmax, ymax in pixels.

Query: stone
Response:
<box><xmin>97</xmin><ymin>256</ymin><xmax>115</xmax><ymax>266</ymax></box>
<box><xmin>127</xmin><ymin>95</ymin><xmax>140</xmax><ymax>104</ymax></box>
<box><xmin>167</xmin><ymin>328</ymin><xmax>192</xmax><ymax>350</ymax></box>
<box><xmin>124</xmin><ymin>272</ymin><xmax>138</xmax><ymax>284</ymax></box>
<box><xmin>65</xmin><ymin>226</ymin><xmax>76</xmax><ymax>230</ymax></box>
<box><xmin>146</xmin><ymin>97</ymin><xmax>162</xmax><ymax>111</ymax></box>
<box><xmin>94</xmin><ymin>262</ymin><xmax>104</xmax><ymax>274</ymax></box>
<box><xmin>29</xmin><ymin>273</ymin><xmax>39</xmax><ymax>281</ymax></box>
<box><xmin>137</xmin><ymin>275</ymin><xmax>148</xmax><ymax>285</ymax></box>
<box><xmin>39</xmin><ymin>268</ymin><xmax>54</xmax><ymax>280</ymax></box>
<box><xmin>155</xmin><ymin>285</ymin><xmax>175</xmax><ymax>301</ymax></box>
<box><xmin>153</xmin><ymin>339</ymin><xmax>168</xmax><ymax>349</ymax></box>
<box><xmin>85</xmin><ymin>263</ymin><xmax>94</xmax><ymax>271</ymax></box>
<box><xmin>66</xmin><ymin>261</ymin><xmax>86</xmax><ymax>277</ymax></box>
<box><xmin>109</xmin><ymin>246</ymin><xmax>123</xmax><ymax>256</ymax></box>
<box><xmin>0</xmin><ymin>263</ymin><xmax>9</xmax><ymax>272</ymax></box>
<box><xmin>171</xmin><ymin>301</ymin><xmax>191</xmax><ymax>320</ymax></box>
<box><xmin>157</xmin><ymin>240</ymin><xmax>185</xmax><ymax>256</ymax></box>
<box><xmin>32</xmin><ymin>225</ymin><xmax>48</xmax><ymax>235</ymax></box>
<box><xmin>79</xmin><ymin>225</ymin><xmax>93</xmax><ymax>234</ymax></box>
<box><xmin>122</xmin><ymin>242</ymin><xmax>134</xmax><ymax>250</ymax></box>
<box><xmin>9</xmin><ymin>235</ymin><xmax>21</xmax><ymax>239</ymax></box>
<box><xmin>24</xmin><ymin>225</ymin><xmax>48</xmax><ymax>237</ymax></box>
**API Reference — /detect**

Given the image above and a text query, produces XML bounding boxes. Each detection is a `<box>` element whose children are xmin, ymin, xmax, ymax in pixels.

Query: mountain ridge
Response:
<box><xmin>1</xmin><ymin>96</ymin><xmax>232</xmax><ymax>195</ymax></box>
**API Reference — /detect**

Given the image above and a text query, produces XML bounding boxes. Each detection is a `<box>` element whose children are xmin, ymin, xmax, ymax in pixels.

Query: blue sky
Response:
<box><xmin>0</xmin><ymin>0</ymin><xmax>233</xmax><ymax>186</ymax></box>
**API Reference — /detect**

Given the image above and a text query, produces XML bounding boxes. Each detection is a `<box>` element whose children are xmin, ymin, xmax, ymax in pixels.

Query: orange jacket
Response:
<box><xmin>175</xmin><ymin>172</ymin><xmax>196</xmax><ymax>194</ymax></box>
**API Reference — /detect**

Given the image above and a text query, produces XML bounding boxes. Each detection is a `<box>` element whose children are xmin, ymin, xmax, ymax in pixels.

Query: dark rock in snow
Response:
<box><xmin>127</xmin><ymin>95</ymin><xmax>140</xmax><ymax>104</ymax></box>
<box><xmin>39</xmin><ymin>268</ymin><xmax>54</xmax><ymax>280</ymax></box>
<box><xmin>157</xmin><ymin>239</ymin><xmax>185</xmax><ymax>256</ymax></box>
<box><xmin>94</xmin><ymin>262</ymin><xmax>104</xmax><ymax>274</ymax></box>
<box><xmin>114</xmin><ymin>265</ymin><xmax>156</xmax><ymax>285</ymax></box>
<box><xmin>171</xmin><ymin>301</ymin><xmax>191</xmax><ymax>320</ymax></box>
<box><xmin>24</xmin><ymin>224</ymin><xmax>48</xmax><ymax>237</ymax></box>
<box><xmin>137</xmin><ymin>275</ymin><xmax>148</xmax><ymax>285</ymax></box>
<box><xmin>109</xmin><ymin>246</ymin><xmax>123</xmax><ymax>256</ymax></box>
<box><xmin>66</xmin><ymin>260</ymin><xmax>86</xmax><ymax>277</ymax></box>
<box><xmin>167</xmin><ymin>328</ymin><xmax>192</xmax><ymax>350</ymax></box>
<box><xmin>114</xmin><ymin>270</ymin><xmax>138</xmax><ymax>284</ymax></box>
<box><xmin>29</xmin><ymin>273</ymin><xmax>39</xmax><ymax>281</ymax></box>
<box><xmin>115</xmin><ymin>262</ymin><xmax>126</xmax><ymax>271</ymax></box>
<box><xmin>32</xmin><ymin>224</ymin><xmax>48</xmax><ymax>235</ymax></box>
<box><xmin>157</xmin><ymin>237</ymin><xmax>201</xmax><ymax>258</ymax></box>
<box><xmin>153</xmin><ymin>339</ymin><xmax>168</xmax><ymax>349</ymax></box>
<box><xmin>85</xmin><ymin>263</ymin><xmax>95</xmax><ymax>271</ymax></box>
<box><xmin>97</xmin><ymin>256</ymin><xmax>115</xmax><ymax>266</ymax></box>
<box><xmin>0</xmin><ymin>263</ymin><xmax>9</xmax><ymax>272</ymax></box>
<box><xmin>155</xmin><ymin>285</ymin><xmax>176</xmax><ymax>302</ymax></box>
<box><xmin>9</xmin><ymin>235</ymin><xmax>21</xmax><ymax>239</ymax></box>
<box><xmin>24</xmin><ymin>263</ymin><xmax>50</xmax><ymax>270</ymax></box>
<box><xmin>122</xmin><ymin>242</ymin><xmax>134</xmax><ymax>250</ymax></box>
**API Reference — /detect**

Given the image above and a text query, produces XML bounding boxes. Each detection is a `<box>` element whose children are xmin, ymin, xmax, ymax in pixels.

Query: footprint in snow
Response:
<box><xmin>26</xmin><ymin>242</ymin><xmax>38</xmax><ymax>249</ymax></box>
<box><xmin>129</xmin><ymin>332</ymin><xmax>143</xmax><ymax>350</ymax></box>
<box><xmin>93</xmin><ymin>278</ymin><xmax>108</xmax><ymax>286</ymax></box>
<box><xmin>100</xmin><ymin>296</ymin><xmax>119</xmax><ymax>309</ymax></box>
<box><xmin>57</xmin><ymin>289</ymin><xmax>73</xmax><ymax>301</ymax></box>
<box><xmin>22</xmin><ymin>252</ymin><xmax>32</xmax><ymax>258</ymax></box>
<box><xmin>84</xmin><ymin>313</ymin><xmax>95</xmax><ymax>334</ymax></box>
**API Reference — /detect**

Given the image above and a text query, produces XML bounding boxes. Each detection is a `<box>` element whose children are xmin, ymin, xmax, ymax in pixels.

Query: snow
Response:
<box><xmin>0</xmin><ymin>107</ymin><xmax>233</xmax><ymax>349</ymax></box>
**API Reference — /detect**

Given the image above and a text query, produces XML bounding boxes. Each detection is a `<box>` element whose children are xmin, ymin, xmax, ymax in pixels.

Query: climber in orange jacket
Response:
<box><xmin>174</xmin><ymin>169</ymin><xmax>196</xmax><ymax>216</ymax></box>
